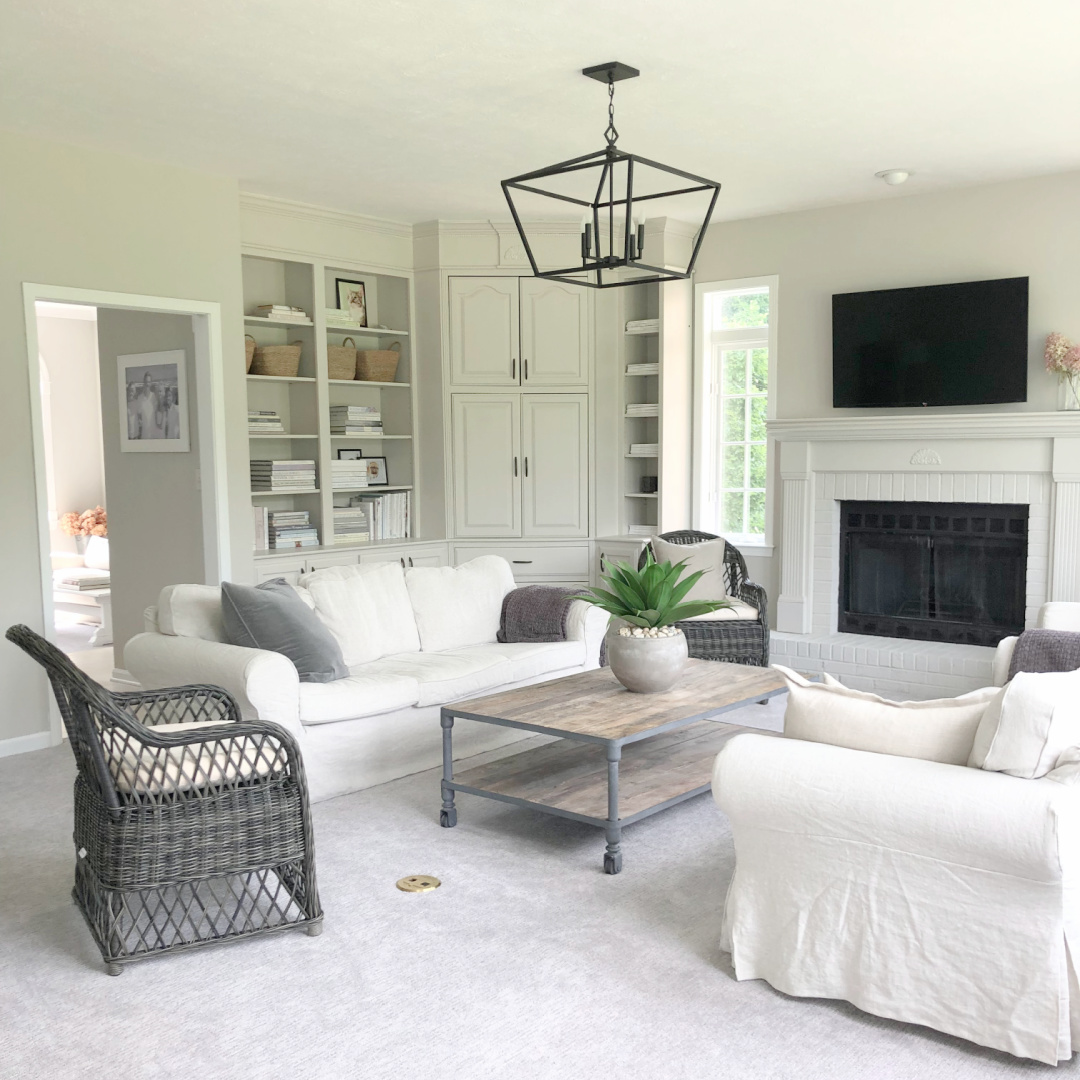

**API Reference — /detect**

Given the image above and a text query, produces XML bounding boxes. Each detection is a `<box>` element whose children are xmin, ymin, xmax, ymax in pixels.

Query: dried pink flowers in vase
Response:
<box><xmin>1045</xmin><ymin>333</ymin><xmax>1080</xmax><ymax>411</ymax></box>
<box><xmin>60</xmin><ymin>506</ymin><xmax>108</xmax><ymax>548</ymax></box>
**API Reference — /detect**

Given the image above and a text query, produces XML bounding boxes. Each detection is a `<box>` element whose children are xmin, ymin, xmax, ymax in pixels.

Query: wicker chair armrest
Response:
<box><xmin>737</xmin><ymin>580</ymin><xmax>769</xmax><ymax>625</ymax></box>
<box><xmin>112</xmin><ymin>683</ymin><xmax>242</xmax><ymax>727</ymax></box>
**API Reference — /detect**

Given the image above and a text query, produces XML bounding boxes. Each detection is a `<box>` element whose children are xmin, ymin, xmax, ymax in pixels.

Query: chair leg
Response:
<box><xmin>106</xmin><ymin>962</ymin><xmax>123</xmax><ymax>976</ymax></box>
<box><xmin>306</xmin><ymin>922</ymin><xmax>324</xmax><ymax>937</ymax></box>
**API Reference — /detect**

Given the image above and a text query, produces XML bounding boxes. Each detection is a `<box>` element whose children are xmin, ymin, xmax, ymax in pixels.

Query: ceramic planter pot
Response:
<box><xmin>605</xmin><ymin>625</ymin><xmax>688</xmax><ymax>694</ymax></box>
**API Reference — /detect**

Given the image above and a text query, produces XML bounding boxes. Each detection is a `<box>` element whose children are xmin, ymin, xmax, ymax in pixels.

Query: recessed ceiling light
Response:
<box><xmin>875</xmin><ymin>169</ymin><xmax>912</xmax><ymax>186</ymax></box>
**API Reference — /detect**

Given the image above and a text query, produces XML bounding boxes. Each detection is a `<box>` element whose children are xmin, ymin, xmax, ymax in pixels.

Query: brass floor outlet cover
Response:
<box><xmin>396</xmin><ymin>875</ymin><xmax>441</xmax><ymax>893</ymax></box>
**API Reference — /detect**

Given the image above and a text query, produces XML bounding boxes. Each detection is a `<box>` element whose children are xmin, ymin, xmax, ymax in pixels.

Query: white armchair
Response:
<box><xmin>713</xmin><ymin>601</ymin><xmax>1080</xmax><ymax>1065</ymax></box>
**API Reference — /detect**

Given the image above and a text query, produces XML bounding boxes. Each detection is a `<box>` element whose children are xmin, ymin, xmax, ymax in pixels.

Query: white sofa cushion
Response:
<box><xmin>650</xmin><ymin>535</ymin><xmax>731</xmax><ymax>604</ymax></box>
<box><xmin>968</xmin><ymin>670</ymin><xmax>1080</xmax><ymax>778</ymax></box>
<box><xmin>678</xmin><ymin>600</ymin><xmax>759</xmax><ymax>622</ymax></box>
<box><xmin>298</xmin><ymin>670</ymin><xmax>421</xmax><ymax>726</ymax></box>
<box><xmin>405</xmin><ymin>556</ymin><xmax>515</xmax><ymax>653</ymax></box>
<box><xmin>353</xmin><ymin>648</ymin><xmax>513</xmax><ymax>708</ymax></box>
<box><xmin>775</xmin><ymin>665</ymin><xmax>998</xmax><ymax>765</ymax></box>
<box><xmin>456</xmin><ymin>640</ymin><xmax>587</xmax><ymax>683</ymax></box>
<box><xmin>301</xmin><ymin>562</ymin><xmax>420</xmax><ymax>666</ymax></box>
<box><xmin>157</xmin><ymin>584</ymin><xmax>228</xmax><ymax>642</ymax></box>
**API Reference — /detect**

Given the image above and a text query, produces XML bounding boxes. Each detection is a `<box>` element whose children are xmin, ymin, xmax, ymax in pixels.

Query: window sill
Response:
<box><xmin>728</xmin><ymin>541</ymin><xmax>774</xmax><ymax>556</ymax></box>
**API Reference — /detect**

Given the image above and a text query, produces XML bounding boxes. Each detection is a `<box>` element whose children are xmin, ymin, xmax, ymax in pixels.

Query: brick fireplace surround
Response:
<box><xmin>768</xmin><ymin>412</ymin><xmax>1080</xmax><ymax>699</ymax></box>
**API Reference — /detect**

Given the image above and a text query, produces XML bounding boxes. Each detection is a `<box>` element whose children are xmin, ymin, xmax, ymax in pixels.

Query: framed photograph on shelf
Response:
<box><xmin>336</xmin><ymin>450</ymin><xmax>388</xmax><ymax>486</ymax></box>
<box><xmin>117</xmin><ymin>350</ymin><xmax>190</xmax><ymax>453</ymax></box>
<box><xmin>335</xmin><ymin>278</ymin><xmax>367</xmax><ymax>326</ymax></box>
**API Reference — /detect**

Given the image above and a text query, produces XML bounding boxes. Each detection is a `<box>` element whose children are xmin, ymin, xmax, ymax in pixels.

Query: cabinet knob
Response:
<box><xmin>512</xmin><ymin>560</ymin><xmax>533</xmax><ymax>564</ymax></box>
<box><xmin>524</xmin><ymin>456</ymin><xmax>529</xmax><ymax>478</ymax></box>
<box><xmin>513</xmin><ymin>456</ymin><xmax>518</xmax><ymax>477</ymax></box>
<box><xmin>400</xmin><ymin>557</ymin><xmax>405</xmax><ymax>568</ymax></box>
<box><xmin>524</xmin><ymin>358</ymin><xmax>529</xmax><ymax>381</ymax></box>
<box><xmin>511</xmin><ymin>357</ymin><xmax>517</xmax><ymax>380</ymax></box>
<box><xmin>408</xmin><ymin>556</ymin><xmax>414</xmax><ymax>567</ymax></box>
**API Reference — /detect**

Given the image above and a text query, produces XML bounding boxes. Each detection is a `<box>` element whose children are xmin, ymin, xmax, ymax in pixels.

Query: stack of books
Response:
<box><xmin>626</xmin><ymin>362</ymin><xmax>659</xmax><ymax>376</ymax></box>
<box><xmin>625</xmin><ymin>318</ymin><xmax>660</xmax><ymax>334</ymax></box>
<box><xmin>352</xmin><ymin>491</ymin><xmax>410</xmax><ymax>541</ymax></box>
<box><xmin>248</xmin><ymin>409</ymin><xmax>285</xmax><ymax>434</ymax></box>
<box><xmin>253</xmin><ymin>506</ymin><xmax>269</xmax><ymax>551</ymax></box>
<box><xmin>629</xmin><ymin>443</ymin><xmax>660</xmax><ymax>457</ymax></box>
<box><xmin>253</xmin><ymin>304</ymin><xmax>310</xmax><ymax>323</ymax></box>
<box><xmin>250</xmin><ymin>460</ymin><xmax>317</xmax><ymax>493</ymax></box>
<box><xmin>332</xmin><ymin>503</ymin><xmax>371</xmax><ymax>545</ymax></box>
<box><xmin>625</xmin><ymin>403</ymin><xmax>659</xmax><ymax>417</ymax></box>
<box><xmin>329</xmin><ymin>406</ymin><xmax>383</xmax><ymax>435</ymax></box>
<box><xmin>326</xmin><ymin>309</ymin><xmax>362</xmax><ymax>328</ymax></box>
<box><xmin>268</xmin><ymin>511</ymin><xmax>319</xmax><ymax>550</ymax></box>
<box><xmin>330</xmin><ymin>459</ymin><xmax>370</xmax><ymax>491</ymax></box>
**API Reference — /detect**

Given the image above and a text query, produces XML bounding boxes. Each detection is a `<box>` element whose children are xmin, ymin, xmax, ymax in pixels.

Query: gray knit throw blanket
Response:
<box><xmin>1008</xmin><ymin>628</ymin><xmax>1080</xmax><ymax>681</ymax></box>
<box><xmin>497</xmin><ymin>585</ymin><xmax>580</xmax><ymax>644</ymax></box>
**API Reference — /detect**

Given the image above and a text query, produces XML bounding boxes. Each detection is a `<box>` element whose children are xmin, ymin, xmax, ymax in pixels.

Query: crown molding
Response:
<box><xmin>238</xmin><ymin>192</ymin><xmax>413</xmax><ymax>240</ymax></box>
<box><xmin>769</xmin><ymin>411</ymin><xmax>1080</xmax><ymax>441</ymax></box>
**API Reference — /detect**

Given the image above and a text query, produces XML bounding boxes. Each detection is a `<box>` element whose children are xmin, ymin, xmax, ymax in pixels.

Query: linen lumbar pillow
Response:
<box><xmin>649</xmin><ymin>536</ymin><xmax>729</xmax><ymax>606</ymax></box>
<box><xmin>774</xmin><ymin>664</ymin><xmax>998</xmax><ymax>765</ymax></box>
<box><xmin>221</xmin><ymin>578</ymin><xmax>347</xmax><ymax>683</ymax></box>
<box><xmin>967</xmin><ymin>669</ymin><xmax>1080</xmax><ymax>778</ymax></box>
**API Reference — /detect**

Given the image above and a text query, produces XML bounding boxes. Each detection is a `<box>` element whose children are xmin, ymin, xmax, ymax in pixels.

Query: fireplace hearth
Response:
<box><xmin>839</xmin><ymin>501</ymin><xmax>1028</xmax><ymax>646</ymax></box>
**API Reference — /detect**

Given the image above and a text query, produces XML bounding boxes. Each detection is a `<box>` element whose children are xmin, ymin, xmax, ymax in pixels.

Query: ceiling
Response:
<box><xmin>3</xmin><ymin>0</ymin><xmax>1080</xmax><ymax>225</ymax></box>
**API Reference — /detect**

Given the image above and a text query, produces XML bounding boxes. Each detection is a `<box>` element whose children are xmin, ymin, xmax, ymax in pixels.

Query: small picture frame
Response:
<box><xmin>336</xmin><ymin>450</ymin><xmax>388</xmax><ymax>486</ymax></box>
<box><xmin>335</xmin><ymin>278</ymin><xmax>367</xmax><ymax>326</ymax></box>
<box><xmin>118</xmin><ymin>350</ymin><xmax>190</xmax><ymax>453</ymax></box>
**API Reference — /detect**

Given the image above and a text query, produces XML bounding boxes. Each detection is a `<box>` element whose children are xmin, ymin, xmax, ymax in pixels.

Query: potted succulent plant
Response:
<box><xmin>577</xmin><ymin>552</ymin><xmax>731</xmax><ymax>693</ymax></box>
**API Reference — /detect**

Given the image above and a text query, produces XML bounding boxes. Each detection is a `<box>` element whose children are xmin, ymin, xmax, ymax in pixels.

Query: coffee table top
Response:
<box><xmin>447</xmin><ymin>660</ymin><xmax>786</xmax><ymax>743</ymax></box>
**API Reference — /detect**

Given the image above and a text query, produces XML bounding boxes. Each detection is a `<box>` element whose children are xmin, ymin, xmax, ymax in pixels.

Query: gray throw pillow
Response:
<box><xmin>221</xmin><ymin>579</ymin><xmax>347</xmax><ymax>683</ymax></box>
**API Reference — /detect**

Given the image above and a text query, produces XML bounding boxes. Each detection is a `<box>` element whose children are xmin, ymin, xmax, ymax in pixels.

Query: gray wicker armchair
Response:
<box><xmin>639</xmin><ymin>531</ymin><xmax>769</xmax><ymax>666</ymax></box>
<box><xmin>6</xmin><ymin>624</ymin><xmax>322</xmax><ymax>975</ymax></box>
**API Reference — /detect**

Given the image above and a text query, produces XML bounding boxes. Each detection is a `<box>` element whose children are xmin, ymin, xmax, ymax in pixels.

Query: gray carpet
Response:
<box><xmin>0</xmin><ymin>698</ymin><xmax>1066</xmax><ymax>1079</ymax></box>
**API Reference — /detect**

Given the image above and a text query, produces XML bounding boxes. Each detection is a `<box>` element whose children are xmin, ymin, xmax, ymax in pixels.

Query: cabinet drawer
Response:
<box><xmin>358</xmin><ymin>543</ymin><xmax>450</xmax><ymax>569</ymax></box>
<box><xmin>453</xmin><ymin>544</ymin><xmax>590</xmax><ymax>579</ymax></box>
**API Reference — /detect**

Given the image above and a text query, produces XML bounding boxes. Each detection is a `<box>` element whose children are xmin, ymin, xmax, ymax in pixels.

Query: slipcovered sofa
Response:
<box><xmin>125</xmin><ymin>556</ymin><xmax>607</xmax><ymax>802</ymax></box>
<box><xmin>712</xmin><ymin>601</ymin><xmax>1080</xmax><ymax>1064</ymax></box>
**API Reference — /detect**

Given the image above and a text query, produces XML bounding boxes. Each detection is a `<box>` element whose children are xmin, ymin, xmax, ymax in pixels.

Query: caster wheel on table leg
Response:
<box><xmin>106</xmin><ymin>963</ymin><xmax>123</xmax><ymax>976</ymax></box>
<box><xmin>604</xmin><ymin>852</ymin><xmax>623</xmax><ymax>875</ymax></box>
<box><xmin>440</xmin><ymin>808</ymin><xmax>457</xmax><ymax>828</ymax></box>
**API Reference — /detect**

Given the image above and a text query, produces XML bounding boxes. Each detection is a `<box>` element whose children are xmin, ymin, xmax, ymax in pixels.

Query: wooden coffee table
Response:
<box><xmin>438</xmin><ymin>660</ymin><xmax>786</xmax><ymax>874</ymax></box>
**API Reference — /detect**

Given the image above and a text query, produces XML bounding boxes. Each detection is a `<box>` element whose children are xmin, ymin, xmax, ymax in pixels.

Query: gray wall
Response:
<box><xmin>96</xmin><ymin>311</ymin><xmax>205</xmax><ymax>652</ymax></box>
<box><xmin>35</xmin><ymin>313</ymin><xmax>105</xmax><ymax>550</ymax></box>
<box><xmin>0</xmin><ymin>129</ymin><xmax>246</xmax><ymax>745</ymax></box>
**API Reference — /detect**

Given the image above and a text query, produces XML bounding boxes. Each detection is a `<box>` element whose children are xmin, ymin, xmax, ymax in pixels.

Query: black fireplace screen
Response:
<box><xmin>839</xmin><ymin>501</ymin><xmax>1028</xmax><ymax>646</ymax></box>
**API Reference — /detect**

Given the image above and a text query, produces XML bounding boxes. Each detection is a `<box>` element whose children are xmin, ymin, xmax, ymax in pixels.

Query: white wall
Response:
<box><xmin>692</xmin><ymin>169</ymin><xmax>1080</xmax><ymax>606</ymax></box>
<box><xmin>0</xmin><ymin>129</ymin><xmax>246</xmax><ymax>747</ymax></box>
<box><xmin>35</xmin><ymin>313</ymin><xmax>105</xmax><ymax>551</ymax></box>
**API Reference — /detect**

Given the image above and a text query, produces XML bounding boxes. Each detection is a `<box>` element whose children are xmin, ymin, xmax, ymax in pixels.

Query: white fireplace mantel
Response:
<box><xmin>768</xmin><ymin>413</ymin><xmax>1080</xmax><ymax>636</ymax></box>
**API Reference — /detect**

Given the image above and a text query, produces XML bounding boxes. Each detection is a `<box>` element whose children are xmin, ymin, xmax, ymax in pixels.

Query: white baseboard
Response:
<box><xmin>111</xmin><ymin>667</ymin><xmax>140</xmax><ymax>686</ymax></box>
<box><xmin>0</xmin><ymin>730</ymin><xmax>55</xmax><ymax>758</ymax></box>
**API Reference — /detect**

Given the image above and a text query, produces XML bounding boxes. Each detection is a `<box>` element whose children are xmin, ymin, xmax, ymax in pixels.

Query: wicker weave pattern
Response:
<box><xmin>6</xmin><ymin>625</ymin><xmax>323</xmax><ymax>973</ymax></box>
<box><xmin>639</xmin><ymin>531</ymin><xmax>770</xmax><ymax>667</ymax></box>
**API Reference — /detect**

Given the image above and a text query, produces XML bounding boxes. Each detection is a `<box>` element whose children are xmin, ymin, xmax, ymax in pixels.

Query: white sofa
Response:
<box><xmin>125</xmin><ymin>556</ymin><xmax>607</xmax><ymax>802</ymax></box>
<box><xmin>713</xmin><ymin>602</ymin><xmax>1080</xmax><ymax>1065</ymax></box>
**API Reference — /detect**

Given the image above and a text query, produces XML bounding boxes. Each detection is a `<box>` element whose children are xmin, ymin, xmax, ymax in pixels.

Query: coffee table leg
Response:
<box><xmin>440</xmin><ymin>712</ymin><xmax>457</xmax><ymax>828</ymax></box>
<box><xmin>604</xmin><ymin>743</ymin><xmax>622</xmax><ymax>874</ymax></box>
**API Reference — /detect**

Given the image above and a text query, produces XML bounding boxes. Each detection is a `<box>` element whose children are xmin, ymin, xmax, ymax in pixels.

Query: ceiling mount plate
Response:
<box><xmin>582</xmin><ymin>61</ymin><xmax>640</xmax><ymax>83</ymax></box>
<box><xmin>396</xmin><ymin>875</ymin><xmax>441</xmax><ymax>893</ymax></box>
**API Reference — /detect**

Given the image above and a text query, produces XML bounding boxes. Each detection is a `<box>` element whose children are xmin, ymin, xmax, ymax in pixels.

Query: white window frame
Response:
<box><xmin>693</xmin><ymin>275</ymin><xmax>778</xmax><ymax>552</ymax></box>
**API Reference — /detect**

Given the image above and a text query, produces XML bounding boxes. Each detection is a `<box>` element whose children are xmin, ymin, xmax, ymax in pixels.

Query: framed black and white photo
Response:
<box><xmin>335</xmin><ymin>449</ymin><xmax>387</xmax><ymax>486</ymax></box>
<box><xmin>118</xmin><ymin>350</ymin><xmax>190</xmax><ymax>452</ymax></box>
<box><xmin>335</xmin><ymin>278</ymin><xmax>367</xmax><ymax>326</ymax></box>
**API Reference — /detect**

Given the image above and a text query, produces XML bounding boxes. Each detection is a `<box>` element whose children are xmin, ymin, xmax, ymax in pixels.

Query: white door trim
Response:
<box><xmin>22</xmin><ymin>283</ymin><xmax>232</xmax><ymax>746</ymax></box>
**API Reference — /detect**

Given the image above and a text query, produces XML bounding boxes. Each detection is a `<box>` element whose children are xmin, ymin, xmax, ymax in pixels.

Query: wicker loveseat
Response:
<box><xmin>639</xmin><ymin>531</ymin><xmax>769</xmax><ymax>667</ymax></box>
<box><xmin>6</xmin><ymin>625</ymin><xmax>322</xmax><ymax>974</ymax></box>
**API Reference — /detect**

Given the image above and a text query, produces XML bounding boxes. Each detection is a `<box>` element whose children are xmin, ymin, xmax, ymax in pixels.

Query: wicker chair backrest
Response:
<box><xmin>639</xmin><ymin>530</ymin><xmax>749</xmax><ymax>598</ymax></box>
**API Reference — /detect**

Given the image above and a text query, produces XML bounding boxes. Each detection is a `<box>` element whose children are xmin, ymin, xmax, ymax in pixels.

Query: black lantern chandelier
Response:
<box><xmin>501</xmin><ymin>62</ymin><xmax>721</xmax><ymax>289</ymax></box>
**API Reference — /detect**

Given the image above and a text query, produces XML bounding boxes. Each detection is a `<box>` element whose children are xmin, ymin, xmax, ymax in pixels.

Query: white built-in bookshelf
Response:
<box><xmin>620</xmin><ymin>282</ymin><xmax>661</xmax><ymax>538</ymax></box>
<box><xmin>242</xmin><ymin>253</ymin><xmax>418</xmax><ymax>556</ymax></box>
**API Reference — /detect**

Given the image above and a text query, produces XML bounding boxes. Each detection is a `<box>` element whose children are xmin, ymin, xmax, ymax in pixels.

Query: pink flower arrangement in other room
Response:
<box><xmin>1045</xmin><ymin>333</ymin><xmax>1080</xmax><ymax>409</ymax></box>
<box><xmin>60</xmin><ymin>506</ymin><xmax>107</xmax><ymax>538</ymax></box>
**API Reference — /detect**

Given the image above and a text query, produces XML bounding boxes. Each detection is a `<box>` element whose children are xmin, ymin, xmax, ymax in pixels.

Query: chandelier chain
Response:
<box><xmin>604</xmin><ymin>76</ymin><xmax>619</xmax><ymax>147</ymax></box>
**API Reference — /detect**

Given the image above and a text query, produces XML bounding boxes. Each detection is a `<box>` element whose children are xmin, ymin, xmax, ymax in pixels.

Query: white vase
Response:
<box><xmin>604</xmin><ymin>626</ymin><xmax>688</xmax><ymax>693</ymax></box>
<box><xmin>1059</xmin><ymin>376</ymin><xmax>1080</xmax><ymax>412</ymax></box>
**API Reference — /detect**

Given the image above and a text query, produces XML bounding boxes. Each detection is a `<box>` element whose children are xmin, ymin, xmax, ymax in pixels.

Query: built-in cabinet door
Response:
<box><xmin>522</xmin><ymin>394</ymin><xmax>589</xmax><ymax>537</ymax></box>
<box><xmin>519</xmin><ymin>279</ymin><xmax>590</xmax><ymax>387</ymax></box>
<box><xmin>452</xmin><ymin>395</ymin><xmax>522</xmax><ymax>537</ymax></box>
<box><xmin>449</xmin><ymin>278</ymin><xmax>519</xmax><ymax>386</ymax></box>
<box><xmin>358</xmin><ymin>543</ymin><xmax>450</xmax><ymax>569</ymax></box>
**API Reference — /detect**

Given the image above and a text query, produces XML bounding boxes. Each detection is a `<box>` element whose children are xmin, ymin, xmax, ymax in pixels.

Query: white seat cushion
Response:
<box><xmin>101</xmin><ymin>720</ymin><xmax>288</xmax><ymax>796</ymax></box>
<box><xmin>678</xmin><ymin>600</ymin><xmax>759</xmax><ymax>622</ymax></box>
<box><xmin>298</xmin><ymin>671</ymin><xmax>421</xmax><ymax>726</ymax></box>
<box><xmin>405</xmin><ymin>556</ymin><xmax>515</xmax><ymax>652</ymax></box>
<box><xmin>301</xmin><ymin>562</ymin><xmax>421</xmax><ymax>665</ymax></box>
<box><xmin>456</xmin><ymin>640</ymin><xmax>587</xmax><ymax>682</ymax></box>
<box><xmin>353</xmin><ymin>648</ymin><xmax>514</xmax><ymax>707</ymax></box>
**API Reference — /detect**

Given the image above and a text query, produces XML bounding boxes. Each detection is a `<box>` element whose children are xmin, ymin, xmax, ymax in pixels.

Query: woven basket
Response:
<box><xmin>244</xmin><ymin>334</ymin><xmax>256</xmax><ymax>373</ymax></box>
<box><xmin>356</xmin><ymin>341</ymin><xmax>401</xmax><ymax>383</ymax></box>
<box><xmin>251</xmin><ymin>341</ymin><xmax>302</xmax><ymax>378</ymax></box>
<box><xmin>327</xmin><ymin>337</ymin><xmax>357</xmax><ymax>381</ymax></box>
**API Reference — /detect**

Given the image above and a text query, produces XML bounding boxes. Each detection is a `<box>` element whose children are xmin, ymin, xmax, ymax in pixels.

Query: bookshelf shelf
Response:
<box><xmin>251</xmin><ymin>488</ymin><xmax>321</xmax><ymax>497</ymax></box>
<box><xmin>245</xmin><ymin>315</ymin><xmax>314</xmax><ymax>328</ymax></box>
<box><xmin>246</xmin><ymin>374</ymin><xmax>316</xmax><ymax>384</ymax></box>
<box><xmin>330</xmin><ymin>433</ymin><xmax>412</xmax><ymax>441</ymax></box>
<box><xmin>325</xmin><ymin>324</ymin><xmax>410</xmax><ymax>337</ymax></box>
<box><xmin>248</xmin><ymin>433</ymin><xmax>319</xmax><ymax>439</ymax></box>
<box><xmin>327</xmin><ymin>379</ymin><xmax>411</xmax><ymax>388</ymax></box>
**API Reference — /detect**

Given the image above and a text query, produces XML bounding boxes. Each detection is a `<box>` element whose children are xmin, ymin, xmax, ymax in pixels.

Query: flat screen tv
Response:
<box><xmin>832</xmin><ymin>276</ymin><xmax>1028</xmax><ymax>407</ymax></box>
